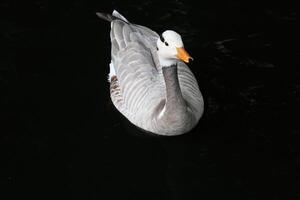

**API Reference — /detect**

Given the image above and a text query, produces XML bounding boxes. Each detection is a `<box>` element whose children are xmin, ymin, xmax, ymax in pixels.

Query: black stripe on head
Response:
<box><xmin>159</xmin><ymin>33</ymin><xmax>165</xmax><ymax>43</ymax></box>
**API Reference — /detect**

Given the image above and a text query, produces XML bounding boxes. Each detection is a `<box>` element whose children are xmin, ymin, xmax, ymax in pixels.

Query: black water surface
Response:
<box><xmin>1</xmin><ymin>0</ymin><xmax>299</xmax><ymax>199</ymax></box>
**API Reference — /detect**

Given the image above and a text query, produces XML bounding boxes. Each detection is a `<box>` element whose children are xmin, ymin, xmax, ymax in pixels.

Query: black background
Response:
<box><xmin>1</xmin><ymin>0</ymin><xmax>299</xmax><ymax>199</ymax></box>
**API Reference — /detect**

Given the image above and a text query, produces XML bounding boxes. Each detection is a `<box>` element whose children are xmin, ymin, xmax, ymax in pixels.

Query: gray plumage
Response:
<box><xmin>97</xmin><ymin>10</ymin><xmax>204</xmax><ymax>136</ymax></box>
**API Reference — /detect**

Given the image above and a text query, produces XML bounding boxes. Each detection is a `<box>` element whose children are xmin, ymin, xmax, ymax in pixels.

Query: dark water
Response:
<box><xmin>1</xmin><ymin>0</ymin><xmax>299</xmax><ymax>199</ymax></box>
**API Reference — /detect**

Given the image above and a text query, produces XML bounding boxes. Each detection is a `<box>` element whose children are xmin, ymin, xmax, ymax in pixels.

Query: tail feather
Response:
<box><xmin>96</xmin><ymin>12</ymin><xmax>114</xmax><ymax>22</ymax></box>
<box><xmin>96</xmin><ymin>10</ymin><xmax>129</xmax><ymax>23</ymax></box>
<box><xmin>112</xmin><ymin>10</ymin><xmax>129</xmax><ymax>22</ymax></box>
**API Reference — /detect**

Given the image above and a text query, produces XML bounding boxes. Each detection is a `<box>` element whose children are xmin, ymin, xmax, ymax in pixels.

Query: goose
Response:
<box><xmin>96</xmin><ymin>10</ymin><xmax>204</xmax><ymax>136</ymax></box>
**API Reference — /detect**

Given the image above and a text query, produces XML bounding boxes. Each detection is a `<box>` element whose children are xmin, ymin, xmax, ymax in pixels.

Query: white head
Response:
<box><xmin>157</xmin><ymin>30</ymin><xmax>193</xmax><ymax>67</ymax></box>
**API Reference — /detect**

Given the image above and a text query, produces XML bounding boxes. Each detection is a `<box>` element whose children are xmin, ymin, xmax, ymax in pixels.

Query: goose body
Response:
<box><xmin>97</xmin><ymin>10</ymin><xmax>204</xmax><ymax>136</ymax></box>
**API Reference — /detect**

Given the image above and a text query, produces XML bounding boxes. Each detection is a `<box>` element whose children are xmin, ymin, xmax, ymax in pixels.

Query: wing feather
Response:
<box><xmin>109</xmin><ymin>20</ymin><xmax>162</xmax><ymax>121</ymax></box>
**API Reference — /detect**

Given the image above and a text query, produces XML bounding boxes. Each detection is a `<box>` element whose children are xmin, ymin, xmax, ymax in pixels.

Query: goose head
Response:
<box><xmin>157</xmin><ymin>30</ymin><xmax>193</xmax><ymax>67</ymax></box>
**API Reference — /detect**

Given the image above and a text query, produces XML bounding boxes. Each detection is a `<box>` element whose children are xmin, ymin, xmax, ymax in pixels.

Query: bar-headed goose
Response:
<box><xmin>97</xmin><ymin>10</ymin><xmax>204</xmax><ymax>136</ymax></box>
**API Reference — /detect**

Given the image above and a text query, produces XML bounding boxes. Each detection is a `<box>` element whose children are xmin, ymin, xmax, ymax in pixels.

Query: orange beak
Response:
<box><xmin>176</xmin><ymin>47</ymin><xmax>193</xmax><ymax>63</ymax></box>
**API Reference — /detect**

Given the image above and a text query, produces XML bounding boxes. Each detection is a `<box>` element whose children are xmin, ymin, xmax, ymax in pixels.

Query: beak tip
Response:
<box><xmin>176</xmin><ymin>47</ymin><xmax>193</xmax><ymax>63</ymax></box>
<box><xmin>185</xmin><ymin>57</ymin><xmax>193</xmax><ymax>63</ymax></box>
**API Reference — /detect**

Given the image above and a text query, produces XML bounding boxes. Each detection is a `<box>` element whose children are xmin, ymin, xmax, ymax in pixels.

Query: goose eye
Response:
<box><xmin>159</xmin><ymin>34</ymin><xmax>165</xmax><ymax>43</ymax></box>
<box><xmin>164</xmin><ymin>42</ymin><xmax>169</xmax><ymax>46</ymax></box>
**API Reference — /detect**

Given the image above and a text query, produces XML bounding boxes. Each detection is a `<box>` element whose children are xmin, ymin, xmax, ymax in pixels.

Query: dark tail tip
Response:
<box><xmin>96</xmin><ymin>12</ymin><xmax>113</xmax><ymax>22</ymax></box>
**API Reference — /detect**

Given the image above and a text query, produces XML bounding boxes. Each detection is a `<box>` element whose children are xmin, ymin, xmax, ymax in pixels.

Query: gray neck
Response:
<box><xmin>162</xmin><ymin>64</ymin><xmax>186</xmax><ymax>116</ymax></box>
<box><xmin>152</xmin><ymin>64</ymin><xmax>195</xmax><ymax>135</ymax></box>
